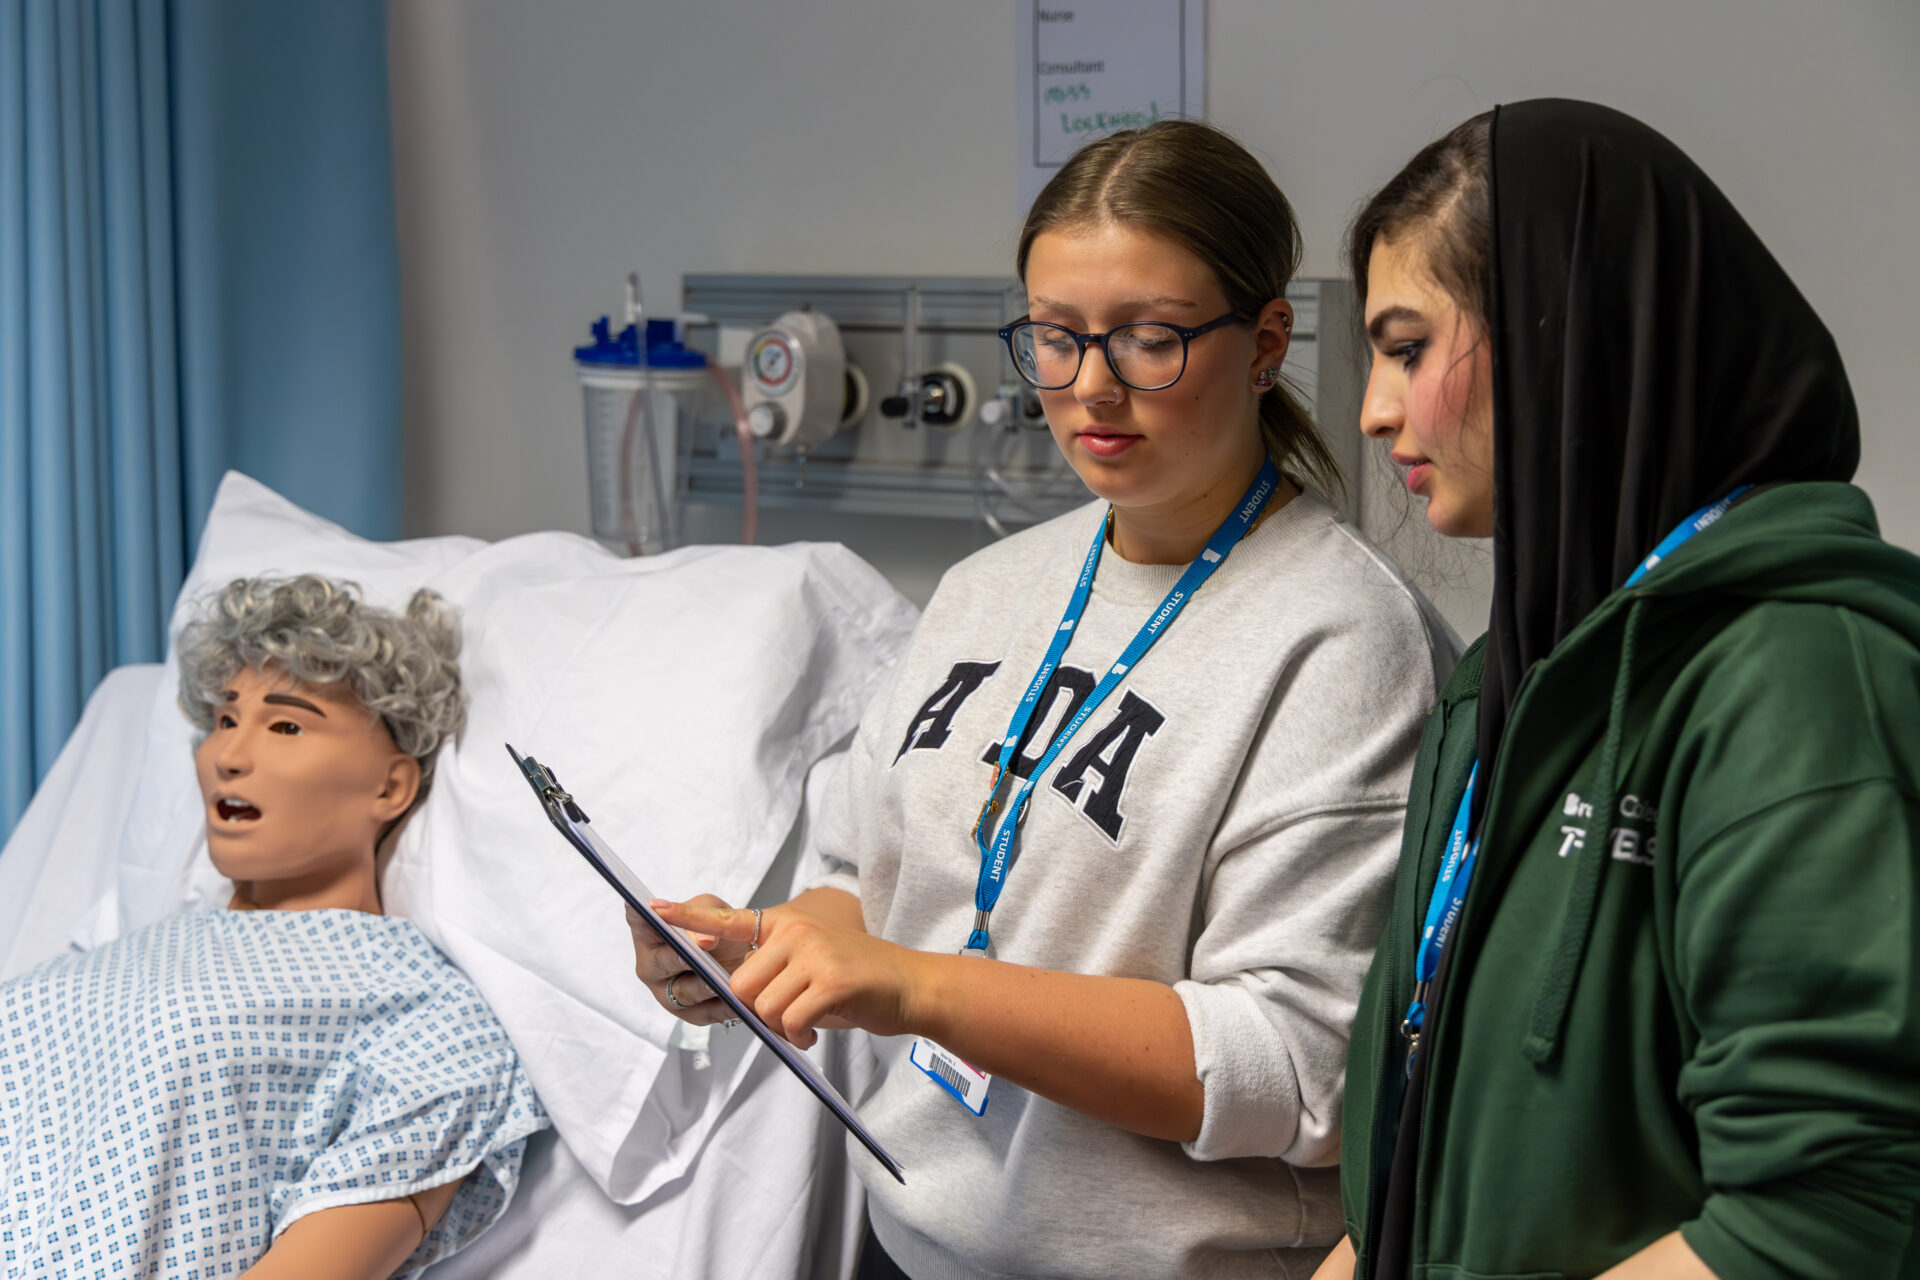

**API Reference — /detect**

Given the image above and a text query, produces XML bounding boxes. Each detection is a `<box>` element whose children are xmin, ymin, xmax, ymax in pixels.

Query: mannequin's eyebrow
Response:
<box><xmin>1367</xmin><ymin>306</ymin><xmax>1425</xmax><ymax>342</ymax></box>
<box><xmin>262</xmin><ymin>692</ymin><xmax>327</xmax><ymax>717</ymax></box>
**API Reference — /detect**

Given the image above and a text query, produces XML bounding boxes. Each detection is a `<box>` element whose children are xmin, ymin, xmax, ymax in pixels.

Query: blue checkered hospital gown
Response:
<box><xmin>0</xmin><ymin>908</ymin><xmax>548</xmax><ymax>1278</ymax></box>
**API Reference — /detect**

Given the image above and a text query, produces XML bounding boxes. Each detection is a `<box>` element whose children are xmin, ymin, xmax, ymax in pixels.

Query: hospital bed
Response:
<box><xmin>0</xmin><ymin>472</ymin><xmax>921</xmax><ymax>1278</ymax></box>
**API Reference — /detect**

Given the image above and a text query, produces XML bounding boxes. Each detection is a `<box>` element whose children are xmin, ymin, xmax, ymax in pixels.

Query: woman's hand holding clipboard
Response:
<box><xmin>506</xmin><ymin>744</ymin><xmax>906</xmax><ymax>1183</ymax></box>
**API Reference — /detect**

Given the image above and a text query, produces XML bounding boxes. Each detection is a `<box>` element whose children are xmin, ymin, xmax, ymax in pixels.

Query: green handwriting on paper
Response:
<box><xmin>1059</xmin><ymin>101</ymin><xmax>1162</xmax><ymax>136</ymax></box>
<box><xmin>1043</xmin><ymin>83</ymin><xmax>1092</xmax><ymax>105</ymax></box>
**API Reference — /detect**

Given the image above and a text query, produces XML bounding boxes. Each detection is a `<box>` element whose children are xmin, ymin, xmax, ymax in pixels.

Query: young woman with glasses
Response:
<box><xmin>633</xmin><ymin>119</ymin><xmax>1458</xmax><ymax>1279</ymax></box>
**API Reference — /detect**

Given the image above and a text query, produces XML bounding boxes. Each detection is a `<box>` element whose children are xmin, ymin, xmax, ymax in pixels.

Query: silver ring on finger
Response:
<box><xmin>749</xmin><ymin>907</ymin><xmax>764</xmax><ymax>952</ymax></box>
<box><xmin>665</xmin><ymin>972</ymin><xmax>694</xmax><ymax>1010</ymax></box>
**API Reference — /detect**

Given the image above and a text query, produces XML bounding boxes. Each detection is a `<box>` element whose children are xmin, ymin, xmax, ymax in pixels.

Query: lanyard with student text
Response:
<box><xmin>1624</xmin><ymin>487</ymin><xmax>1750</xmax><ymax>588</ymax></box>
<box><xmin>963</xmin><ymin>458</ymin><xmax>1281</xmax><ymax>954</ymax></box>
<box><xmin>1399</xmin><ymin>486</ymin><xmax>1751</xmax><ymax>1058</ymax></box>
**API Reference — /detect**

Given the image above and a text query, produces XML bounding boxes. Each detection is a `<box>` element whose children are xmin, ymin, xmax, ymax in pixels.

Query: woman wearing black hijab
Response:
<box><xmin>1313</xmin><ymin>100</ymin><xmax>1920</xmax><ymax>1279</ymax></box>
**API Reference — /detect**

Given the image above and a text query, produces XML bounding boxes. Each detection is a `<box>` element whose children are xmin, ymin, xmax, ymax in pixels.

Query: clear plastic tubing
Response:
<box><xmin>615</xmin><ymin>270</ymin><xmax>757</xmax><ymax>550</ymax></box>
<box><xmin>615</xmin><ymin>368</ymin><xmax>668</xmax><ymax>556</ymax></box>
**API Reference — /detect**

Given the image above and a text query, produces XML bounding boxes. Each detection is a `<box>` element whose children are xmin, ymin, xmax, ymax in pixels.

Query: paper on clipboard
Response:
<box><xmin>505</xmin><ymin>744</ymin><xmax>905</xmax><ymax>1184</ymax></box>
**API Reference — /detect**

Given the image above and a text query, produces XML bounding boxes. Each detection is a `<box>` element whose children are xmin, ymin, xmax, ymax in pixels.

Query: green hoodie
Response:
<box><xmin>1341</xmin><ymin>482</ymin><xmax>1920</xmax><ymax>1280</ymax></box>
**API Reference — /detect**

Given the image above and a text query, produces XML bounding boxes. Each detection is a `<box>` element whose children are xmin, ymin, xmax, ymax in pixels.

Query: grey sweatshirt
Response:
<box><xmin>810</xmin><ymin>491</ymin><xmax>1459</xmax><ymax>1280</ymax></box>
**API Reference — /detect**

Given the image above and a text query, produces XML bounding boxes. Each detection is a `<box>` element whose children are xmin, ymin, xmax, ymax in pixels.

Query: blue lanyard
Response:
<box><xmin>964</xmin><ymin>458</ymin><xmax>1281</xmax><ymax>954</ymax></box>
<box><xmin>1401</xmin><ymin>762</ymin><xmax>1479</xmax><ymax>1042</ymax></box>
<box><xmin>1400</xmin><ymin>487</ymin><xmax>1750</xmax><ymax>1051</ymax></box>
<box><xmin>1624</xmin><ymin>486</ymin><xmax>1749</xmax><ymax>588</ymax></box>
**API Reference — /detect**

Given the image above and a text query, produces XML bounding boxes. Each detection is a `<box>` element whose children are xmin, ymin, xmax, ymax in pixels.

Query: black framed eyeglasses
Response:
<box><xmin>997</xmin><ymin>312</ymin><xmax>1242</xmax><ymax>391</ymax></box>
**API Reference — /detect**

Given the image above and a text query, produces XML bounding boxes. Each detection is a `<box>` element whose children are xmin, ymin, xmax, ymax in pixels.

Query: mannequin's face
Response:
<box><xmin>1024</xmin><ymin>221</ymin><xmax>1289</xmax><ymax>535</ymax></box>
<box><xmin>1358</xmin><ymin>235</ymin><xmax>1495</xmax><ymax>538</ymax></box>
<box><xmin>194</xmin><ymin>665</ymin><xmax>418</xmax><ymax>893</ymax></box>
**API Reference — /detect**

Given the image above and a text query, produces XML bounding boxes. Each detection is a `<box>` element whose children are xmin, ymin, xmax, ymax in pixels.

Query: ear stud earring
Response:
<box><xmin>1252</xmin><ymin>368</ymin><xmax>1280</xmax><ymax>390</ymax></box>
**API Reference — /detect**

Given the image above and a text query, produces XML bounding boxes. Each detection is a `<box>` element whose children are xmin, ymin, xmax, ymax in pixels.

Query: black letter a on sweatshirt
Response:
<box><xmin>894</xmin><ymin>661</ymin><xmax>1001</xmax><ymax>762</ymax></box>
<box><xmin>1052</xmin><ymin>690</ymin><xmax>1165</xmax><ymax>841</ymax></box>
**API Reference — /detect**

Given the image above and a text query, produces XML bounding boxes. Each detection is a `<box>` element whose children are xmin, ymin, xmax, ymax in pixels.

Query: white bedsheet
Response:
<box><xmin>438</xmin><ymin>1023</ymin><xmax>872</xmax><ymax>1280</ymax></box>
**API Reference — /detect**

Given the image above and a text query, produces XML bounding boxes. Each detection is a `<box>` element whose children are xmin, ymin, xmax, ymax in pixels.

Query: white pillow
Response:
<box><xmin>0</xmin><ymin>665</ymin><xmax>165</xmax><ymax>978</ymax></box>
<box><xmin>110</xmin><ymin>471</ymin><xmax>919</xmax><ymax>1203</ymax></box>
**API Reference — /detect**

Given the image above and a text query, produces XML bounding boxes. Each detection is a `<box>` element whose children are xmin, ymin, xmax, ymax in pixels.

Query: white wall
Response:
<box><xmin>390</xmin><ymin>0</ymin><xmax>1920</xmax><ymax>633</ymax></box>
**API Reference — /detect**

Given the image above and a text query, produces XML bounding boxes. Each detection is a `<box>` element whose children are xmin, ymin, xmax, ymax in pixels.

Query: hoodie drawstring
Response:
<box><xmin>1522</xmin><ymin>598</ymin><xmax>1645</xmax><ymax>1065</ymax></box>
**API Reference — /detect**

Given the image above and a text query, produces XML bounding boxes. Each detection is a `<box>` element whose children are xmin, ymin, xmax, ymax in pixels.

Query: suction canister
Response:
<box><xmin>575</xmin><ymin>315</ymin><xmax>708</xmax><ymax>555</ymax></box>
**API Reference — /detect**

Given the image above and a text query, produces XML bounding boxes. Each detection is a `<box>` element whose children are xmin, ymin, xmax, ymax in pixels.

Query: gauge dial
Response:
<box><xmin>748</xmin><ymin>332</ymin><xmax>799</xmax><ymax>395</ymax></box>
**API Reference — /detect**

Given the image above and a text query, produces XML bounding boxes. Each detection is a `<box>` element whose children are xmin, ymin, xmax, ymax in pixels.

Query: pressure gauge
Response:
<box><xmin>739</xmin><ymin>311</ymin><xmax>850</xmax><ymax>447</ymax></box>
<box><xmin>748</xmin><ymin>332</ymin><xmax>799</xmax><ymax>397</ymax></box>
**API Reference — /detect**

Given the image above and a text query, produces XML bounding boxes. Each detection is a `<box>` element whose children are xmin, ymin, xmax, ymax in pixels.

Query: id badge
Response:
<box><xmin>909</xmin><ymin>1037</ymin><xmax>991</xmax><ymax>1115</ymax></box>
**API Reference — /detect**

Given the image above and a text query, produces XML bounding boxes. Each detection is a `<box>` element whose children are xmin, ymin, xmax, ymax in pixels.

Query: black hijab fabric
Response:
<box><xmin>1477</xmin><ymin>98</ymin><xmax>1860</xmax><ymax>796</ymax></box>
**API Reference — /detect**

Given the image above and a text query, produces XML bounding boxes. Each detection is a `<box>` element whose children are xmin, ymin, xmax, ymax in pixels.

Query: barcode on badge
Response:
<box><xmin>930</xmin><ymin>1056</ymin><xmax>968</xmax><ymax>1093</ymax></box>
<box><xmin>910</xmin><ymin>1037</ymin><xmax>991</xmax><ymax>1115</ymax></box>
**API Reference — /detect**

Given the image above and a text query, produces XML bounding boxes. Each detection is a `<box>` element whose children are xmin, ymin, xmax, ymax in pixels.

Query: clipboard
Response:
<box><xmin>505</xmin><ymin>743</ymin><xmax>905</xmax><ymax>1184</ymax></box>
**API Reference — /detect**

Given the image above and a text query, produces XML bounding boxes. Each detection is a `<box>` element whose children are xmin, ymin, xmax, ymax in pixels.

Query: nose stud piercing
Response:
<box><xmin>1253</xmin><ymin>367</ymin><xmax>1280</xmax><ymax>390</ymax></box>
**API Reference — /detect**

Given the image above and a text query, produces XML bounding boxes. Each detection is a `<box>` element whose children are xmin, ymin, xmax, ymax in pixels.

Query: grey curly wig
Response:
<box><xmin>176</xmin><ymin>575</ymin><xmax>467</xmax><ymax>790</ymax></box>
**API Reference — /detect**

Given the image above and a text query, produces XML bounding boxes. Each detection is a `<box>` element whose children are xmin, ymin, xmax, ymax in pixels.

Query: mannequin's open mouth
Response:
<box><xmin>217</xmin><ymin>799</ymin><xmax>262</xmax><ymax>823</ymax></box>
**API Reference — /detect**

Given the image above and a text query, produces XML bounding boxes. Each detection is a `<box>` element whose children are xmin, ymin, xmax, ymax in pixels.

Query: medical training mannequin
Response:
<box><xmin>634</xmin><ymin>120</ymin><xmax>1459</xmax><ymax>1279</ymax></box>
<box><xmin>1313</xmin><ymin>101</ymin><xmax>1920</xmax><ymax>1280</ymax></box>
<box><xmin>0</xmin><ymin>575</ymin><xmax>545</xmax><ymax>1279</ymax></box>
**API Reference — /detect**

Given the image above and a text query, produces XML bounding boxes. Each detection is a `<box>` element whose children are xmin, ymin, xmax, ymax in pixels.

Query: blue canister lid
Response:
<box><xmin>574</xmin><ymin>316</ymin><xmax>708</xmax><ymax>368</ymax></box>
<box><xmin>642</xmin><ymin>317</ymin><xmax>708</xmax><ymax>368</ymax></box>
<box><xmin>574</xmin><ymin>316</ymin><xmax>638</xmax><ymax>365</ymax></box>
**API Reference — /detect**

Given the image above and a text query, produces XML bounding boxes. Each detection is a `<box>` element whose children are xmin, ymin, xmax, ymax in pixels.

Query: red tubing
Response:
<box><xmin>709</xmin><ymin>364</ymin><xmax>759</xmax><ymax>545</ymax></box>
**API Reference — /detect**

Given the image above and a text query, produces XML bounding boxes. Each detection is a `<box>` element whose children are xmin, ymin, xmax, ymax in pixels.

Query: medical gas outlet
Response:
<box><xmin>879</xmin><ymin>363</ymin><xmax>977</xmax><ymax>430</ymax></box>
<box><xmin>978</xmin><ymin>387</ymin><xmax>1047</xmax><ymax>431</ymax></box>
<box><xmin>742</xmin><ymin>311</ymin><xmax>865</xmax><ymax>448</ymax></box>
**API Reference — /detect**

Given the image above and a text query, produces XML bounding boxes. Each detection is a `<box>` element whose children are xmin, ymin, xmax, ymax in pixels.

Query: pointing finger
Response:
<box><xmin>651</xmin><ymin>899</ymin><xmax>757</xmax><ymax>942</ymax></box>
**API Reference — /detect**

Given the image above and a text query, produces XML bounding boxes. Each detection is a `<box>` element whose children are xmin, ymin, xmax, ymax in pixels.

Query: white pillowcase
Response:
<box><xmin>107</xmin><ymin>471</ymin><xmax>919</xmax><ymax>1203</ymax></box>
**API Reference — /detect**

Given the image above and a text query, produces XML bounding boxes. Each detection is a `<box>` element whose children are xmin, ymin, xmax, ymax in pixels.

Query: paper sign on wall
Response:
<box><xmin>1016</xmin><ymin>1</ymin><xmax>1206</xmax><ymax>212</ymax></box>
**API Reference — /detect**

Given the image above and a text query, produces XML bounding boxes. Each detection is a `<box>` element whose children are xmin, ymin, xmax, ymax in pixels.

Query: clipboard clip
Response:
<box><xmin>505</xmin><ymin>743</ymin><xmax>590</xmax><ymax>824</ymax></box>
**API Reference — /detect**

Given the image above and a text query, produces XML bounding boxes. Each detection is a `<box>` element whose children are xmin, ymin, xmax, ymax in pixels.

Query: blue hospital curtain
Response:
<box><xmin>0</xmin><ymin>0</ymin><xmax>399</xmax><ymax>839</ymax></box>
